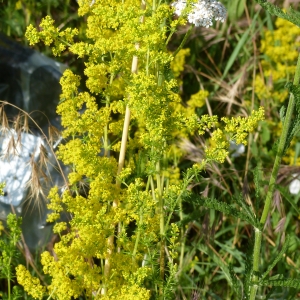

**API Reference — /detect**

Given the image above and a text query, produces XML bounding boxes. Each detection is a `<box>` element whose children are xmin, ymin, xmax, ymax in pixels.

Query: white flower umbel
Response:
<box><xmin>172</xmin><ymin>0</ymin><xmax>187</xmax><ymax>16</ymax></box>
<box><xmin>172</xmin><ymin>0</ymin><xmax>227</xmax><ymax>28</ymax></box>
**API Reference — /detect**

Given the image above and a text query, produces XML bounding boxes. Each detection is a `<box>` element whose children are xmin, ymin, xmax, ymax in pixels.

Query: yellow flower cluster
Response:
<box><xmin>0</xmin><ymin>182</ymin><xmax>4</xmax><ymax>196</ymax></box>
<box><xmin>16</xmin><ymin>265</ymin><xmax>45</xmax><ymax>299</ymax></box>
<box><xmin>170</xmin><ymin>48</ymin><xmax>190</xmax><ymax>78</ymax></box>
<box><xmin>187</xmin><ymin>90</ymin><xmax>208</xmax><ymax>112</ymax></box>
<box><xmin>221</xmin><ymin>107</ymin><xmax>265</xmax><ymax>145</ymax></box>
<box><xmin>168</xmin><ymin>223</ymin><xmax>180</xmax><ymax>259</ymax></box>
<box><xmin>0</xmin><ymin>221</ymin><xmax>4</xmax><ymax>235</ymax></box>
<box><xmin>255</xmin><ymin>18</ymin><xmax>300</xmax><ymax>103</ymax></box>
<box><xmin>205</xmin><ymin>128</ymin><xmax>230</xmax><ymax>163</ymax></box>
<box><xmin>203</xmin><ymin>107</ymin><xmax>265</xmax><ymax>163</ymax></box>
<box><xmin>101</xmin><ymin>283</ymin><xmax>150</xmax><ymax>300</ymax></box>
<box><xmin>25</xmin><ymin>16</ymin><xmax>78</xmax><ymax>56</ymax></box>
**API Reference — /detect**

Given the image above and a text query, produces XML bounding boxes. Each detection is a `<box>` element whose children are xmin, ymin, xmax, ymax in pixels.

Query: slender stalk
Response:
<box><xmin>172</xmin><ymin>25</ymin><xmax>193</xmax><ymax>58</ymax></box>
<box><xmin>7</xmin><ymin>257</ymin><xmax>11</xmax><ymax>300</ymax></box>
<box><xmin>116</xmin><ymin>105</ymin><xmax>132</xmax><ymax>189</ymax></box>
<box><xmin>102</xmin><ymin>62</ymin><xmax>135</xmax><ymax>294</ymax></box>
<box><xmin>249</xmin><ymin>228</ymin><xmax>262</xmax><ymax>300</ymax></box>
<box><xmin>179</xmin><ymin>198</ymin><xmax>185</xmax><ymax>272</ymax></box>
<box><xmin>103</xmin><ymin>74</ymin><xmax>115</xmax><ymax>157</ymax></box>
<box><xmin>165</xmin><ymin>29</ymin><xmax>176</xmax><ymax>46</ymax></box>
<box><xmin>165</xmin><ymin>175</ymin><xmax>195</xmax><ymax>230</ymax></box>
<box><xmin>133</xmin><ymin>179</ymin><xmax>151</xmax><ymax>259</ymax></box>
<box><xmin>156</xmin><ymin>162</ymin><xmax>165</xmax><ymax>285</ymax></box>
<box><xmin>102</xmin><ymin>0</ymin><xmax>146</xmax><ymax>294</ymax></box>
<box><xmin>249</xmin><ymin>52</ymin><xmax>300</xmax><ymax>300</ymax></box>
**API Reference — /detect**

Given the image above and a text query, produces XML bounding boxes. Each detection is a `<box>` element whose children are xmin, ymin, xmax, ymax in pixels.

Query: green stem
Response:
<box><xmin>57</xmin><ymin>37</ymin><xmax>72</xmax><ymax>47</ymax></box>
<box><xmin>7</xmin><ymin>257</ymin><xmax>11</xmax><ymax>300</ymax></box>
<box><xmin>103</xmin><ymin>74</ymin><xmax>115</xmax><ymax>156</ymax></box>
<box><xmin>46</xmin><ymin>287</ymin><xmax>57</xmax><ymax>300</ymax></box>
<box><xmin>172</xmin><ymin>25</ymin><xmax>193</xmax><ymax>58</ymax></box>
<box><xmin>261</xmin><ymin>52</ymin><xmax>300</xmax><ymax>224</ymax></box>
<box><xmin>165</xmin><ymin>175</ymin><xmax>194</xmax><ymax>232</ymax></box>
<box><xmin>156</xmin><ymin>162</ymin><xmax>165</xmax><ymax>285</ymax></box>
<box><xmin>249</xmin><ymin>52</ymin><xmax>300</xmax><ymax>300</ymax></box>
<box><xmin>132</xmin><ymin>177</ymin><xmax>151</xmax><ymax>258</ymax></box>
<box><xmin>179</xmin><ymin>198</ymin><xmax>185</xmax><ymax>272</ymax></box>
<box><xmin>249</xmin><ymin>228</ymin><xmax>262</xmax><ymax>300</ymax></box>
<box><xmin>165</xmin><ymin>28</ymin><xmax>176</xmax><ymax>46</ymax></box>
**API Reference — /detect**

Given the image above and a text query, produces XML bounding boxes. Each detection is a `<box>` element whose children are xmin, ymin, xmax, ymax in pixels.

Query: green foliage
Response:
<box><xmin>259</xmin><ymin>235</ymin><xmax>291</xmax><ymax>283</ymax></box>
<box><xmin>256</xmin><ymin>0</ymin><xmax>300</xmax><ymax>28</ymax></box>
<box><xmin>0</xmin><ymin>214</ymin><xmax>23</xmax><ymax>300</ymax></box>
<box><xmin>283</xmin><ymin>82</ymin><xmax>300</xmax><ymax>155</ymax></box>
<box><xmin>260</xmin><ymin>277</ymin><xmax>300</xmax><ymax>289</ymax></box>
<box><xmin>228</xmin><ymin>264</ymin><xmax>242</xmax><ymax>298</ymax></box>
<box><xmin>195</xmin><ymin>195</ymin><xmax>259</xmax><ymax>228</ymax></box>
<box><xmin>227</xmin><ymin>0</ymin><xmax>246</xmax><ymax>22</ymax></box>
<box><xmin>242</xmin><ymin>238</ymin><xmax>254</xmax><ymax>300</ymax></box>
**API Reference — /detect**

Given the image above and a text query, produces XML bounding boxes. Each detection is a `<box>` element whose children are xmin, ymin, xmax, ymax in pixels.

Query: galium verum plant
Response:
<box><xmin>16</xmin><ymin>0</ymin><xmax>265</xmax><ymax>299</ymax></box>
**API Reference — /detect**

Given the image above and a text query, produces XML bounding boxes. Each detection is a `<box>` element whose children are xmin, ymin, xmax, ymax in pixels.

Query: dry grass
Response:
<box><xmin>0</xmin><ymin>101</ymin><xmax>69</xmax><ymax>213</ymax></box>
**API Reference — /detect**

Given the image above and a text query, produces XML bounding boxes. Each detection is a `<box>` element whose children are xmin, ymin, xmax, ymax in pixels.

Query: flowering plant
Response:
<box><xmin>14</xmin><ymin>0</ymin><xmax>270</xmax><ymax>299</ymax></box>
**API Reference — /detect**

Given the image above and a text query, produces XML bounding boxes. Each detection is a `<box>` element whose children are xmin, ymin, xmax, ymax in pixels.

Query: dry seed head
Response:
<box><xmin>14</xmin><ymin>113</ymin><xmax>22</xmax><ymax>132</ymax></box>
<box><xmin>22</xmin><ymin>113</ymin><xmax>29</xmax><ymax>133</ymax></box>
<box><xmin>39</xmin><ymin>144</ymin><xmax>49</xmax><ymax>170</ymax></box>
<box><xmin>28</xmin><ymin>147</ymin><xmax>54</xmax><ymax>214</ymax></box>
<box><xmin>25</xmin><ymin>158</ymin><xmax>47</xmax><ymax>212</ymax></box>
<box><xmin>0</xmin><ymin>105</ymin><xmax>9</xmax><ymax>133</ymax></box>
<box><xmin>3</xmin><ymin>134</ymin><xmax>18</xmax><ymax>159</ymax></box>
<box><xmin>275</xmin><ymin>217</ymin><xmax>286</xmax><ymax>233</ymax></box>
<box><xmin>0</xmin><ymin>106</ymin><xmax>64</xmax><ymax>214</ymax></box>
<box><xmin>48</xmin><ymin>125</ymin><xmax>61</xmax><ymax>148</ymax></box>
<box><xmin>13</xmin><ymin>114</ymin><xmax>23</xmax><ymax>148</ymax></box>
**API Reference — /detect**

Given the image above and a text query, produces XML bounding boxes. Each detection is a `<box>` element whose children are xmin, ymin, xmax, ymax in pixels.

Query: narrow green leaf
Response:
<box><xmin>277</xmin><ymin>185</ymin><xmax>300</xmax><ymax>216</ymax></box>
<box><xmin>242</xmin><ymin>237</ymin><xmax>254</xmax><ymax>300</ymax></box>
<box><xmin>294</xmin><ymin>142</ymin><xmax>300</xmax><ymax>164</ymax></box>
<box><xmin>260</xmin><ymin>278</ymin><xmax>300</xmax><ymax>289</ymax></box>
<box><xmin>232</xmin><ymin>194</ymin><xmax>258</xmax><ymax>227</ymax></box>
<box><xmin>221</xmin><ymin>28</ymin><xmax>250</xmax><ymax>79</ymax></box>
<box><xmin>200</xmin><ymin>196</ymin><xmax>259</xmax><ymax>227</ymax></box>
<box><xmin>227</xmin><ymin>0</ymin><xmax>246</xmax><ymax>21</ymax></box>
<box><xmin>256</xmin><ymin>0</ymin><xmax>300</xmax><ymax>28</ymax></box>
<box><xmin>259</xmin><ymin>235</ymin><xmax>290</xmax><ymax>282</ymax></box>
<box><xmin>197</xmin><ymin>243</ymin><xmax>233</xmax><ymax>286</ymax></box>
<box><xmin>222</xmin><ymin>12</ymin><xmax>259</xmax><ymax>79</ymax></box>
<box><xmin>229</xmin><ymin>264</ymin><xmax>242</xmax><ymax>299</ymax></box>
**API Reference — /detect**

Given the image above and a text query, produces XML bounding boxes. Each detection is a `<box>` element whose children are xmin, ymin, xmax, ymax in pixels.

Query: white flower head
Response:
<box><xmin>172</xmin><ymin>0</ymin><xmax>227</xmax><ymax>28</ymax></box>
<box><xmin>171</xmin><ymin>0</ymin><xmax>187</xmax><ymax>16</ymax></box>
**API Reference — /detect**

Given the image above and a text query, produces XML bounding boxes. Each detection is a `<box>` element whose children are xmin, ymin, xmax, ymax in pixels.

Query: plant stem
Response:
<box><xmin>102</xmin><ymin>0</ymin><xmax>146</xmax><ymax>294</ymax></box>
<box><xmin>133</xmin><ymin>177</ymin><xmax>151</xmax><ymax>258</ymax></box>
<box><xmin>156</xmin><ymin>162</ymin><xmax>165</xmax><ymax>286</ymax></box>
<box><xmin>179</xmin><ymin>198</ymin><xmax>185</xmax><ymax>271</ymax></box>
<box><xmin>172</xmin><ymin>25</ymin><xmax>193</xmax><ymax>58</ymax></box>
<box><xmin>7</xmin><ymin>258</ymin><xmax>11</xmax><ymax>300</ymax></box>
<box><xmin>249</xmin><ymin>52</ymin><xmax>300</xmax><ymax>300</ymax></box>
<box><xmin>249</xmin><ymin>228</ymin><xmax>262</xmax><ymax>300</ymax></box>
<box><xmin>103</xmin><ymin>74</ymin><xmax>115</xmax><ymax>157</ymax></box>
